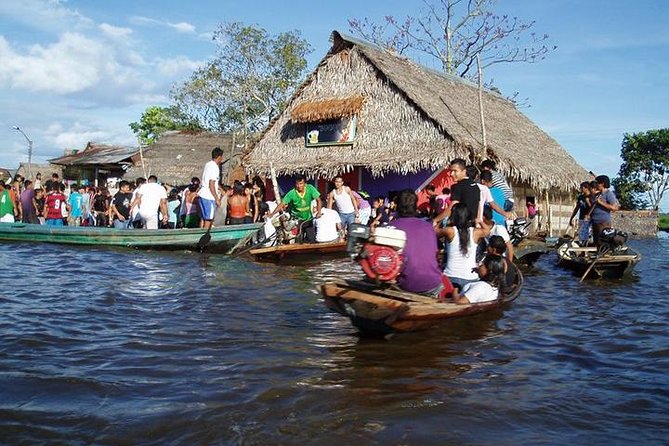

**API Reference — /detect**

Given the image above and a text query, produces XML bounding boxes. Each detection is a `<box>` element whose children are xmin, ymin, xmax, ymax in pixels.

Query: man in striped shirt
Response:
<box><xmin>481</xmin><ymin>160</ymin><xmax>514</xmax><ymax>212</ymax></box>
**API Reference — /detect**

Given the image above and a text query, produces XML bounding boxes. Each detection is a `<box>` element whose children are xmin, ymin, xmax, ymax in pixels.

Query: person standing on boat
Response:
<box><xmin>480</xmin><ymin>159</ymin><xmax>515</xmax><ymax>212</ymax></box>
<box><xmin>433</xmin><ymin>158</ymin><xmax>480</xmax><ymax>225</ymax></box>
<box><xmin>43</xmin><ymin>181</ymin><xmax>68</xmax><ymax>226</ymax></box>
<box><xmin>589</xmin><ymin>175</ymin><xmax>620</xmax><ymax>247</ymax></box>
<box><xmin>390</xmin><ymin>189</ymin><xmax>453</xmax><ymax>298</ymax></box>
<box><xmin>0</xmin><ymin>181</ymin><xmax>17</xmax><ymax>223</ymax></box>
<box><xmin>67</xmin><ymin>184</ymin><xmax>84</xmax><ymax>226</ymax></box>
<box><xmin>326</xmin><ymin>175</ymin><xmax>358</xmax><ymax>234</ymax></box>
<box><xmin>199</xmin><ymin>147</ymin><xmax>224</xmax><ymax>230</ymax></box>
<box><xmin>19</xmin><ymin>180</ymin><xmax>39</xmax><ymax>224</ymax></box>
<box><xmin>111</xmin><ymin>180</ymin><xmax>133</xmax><ymax>229</ymax></box>
<box><xmin>269</xmin><ymin>175</ymin><xmax>321</xmax><ymax>243</ymax></box>
<box><xmin>132</xmin><ymin>175</ymin><xmax>168</xmax><ymax>229</ymax></box>
<box><xmin>568</xmin><ymin>182</ymin><xmax>592</xmax><ymax>245</ymax></box>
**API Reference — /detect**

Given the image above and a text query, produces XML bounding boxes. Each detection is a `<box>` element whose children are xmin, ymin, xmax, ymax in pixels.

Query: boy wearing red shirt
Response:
<box><xmin>44</xmin><ymin>182</ymin><xmax>68</xmax><ymax>226</ymax></box>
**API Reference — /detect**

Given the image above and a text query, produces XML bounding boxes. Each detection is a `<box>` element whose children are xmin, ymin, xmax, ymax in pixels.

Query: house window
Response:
<box><xmin>304</xmin><ymin>115</ymin><xmax>357</xmax><ymax>147</ymax></box>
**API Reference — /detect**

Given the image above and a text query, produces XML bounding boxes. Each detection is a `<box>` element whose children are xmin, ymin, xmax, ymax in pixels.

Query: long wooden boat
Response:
<box><xmin>321</xmin><ymin>265</ymin><xmax>524</xmax><ymax>335</ymax></box>
<box><xmin>513</xmin><ymin>238</ymin><xmax>549</xmax><ymax>267</ymax></box>
<box><xmin>249</xmin><ymin>240</ymin><xmax>347</xmax><ymax>262</ymax></box>
<box><xmin>0</xmin><ymin>222</ymin><xmax>263</xmax><ymax>253</ymax></box>
<box><xmin>556</xmin><ymin>241</ymin><xmax>641</xmax><ymax>279</ymax></box>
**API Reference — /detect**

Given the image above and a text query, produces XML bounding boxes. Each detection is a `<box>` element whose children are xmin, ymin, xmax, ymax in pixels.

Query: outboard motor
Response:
<box><xmin>508</xmin><ymin>217</ymin><xmax>530</xmax><ymax>246</ymax></box>
<box><xmin>271</xmin><ymin>213</ymin><xmax>299</xmax><ymax>244</ymax></box>
<box><xmin>347</xmin><ymin>223</ymin><xmax>406</xmax><ymax>283</ymax></box>
<box><xmin>599</xmin><ymin>227</ymin><xmax>628</xmax><ymax>253</ymax></box>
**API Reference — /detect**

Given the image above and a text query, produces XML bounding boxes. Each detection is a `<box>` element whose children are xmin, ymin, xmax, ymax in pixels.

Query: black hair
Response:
<box><xmin>148</xmin><ymin>175</ymin><xmax>158</xmax><ymax>183</ymax></box>
<box><xmin>136</xmin><ymin>177</ymin><xmax>146</xmax><ymax>186</ymax></box>
<box><xmin>589</xmin><ymin>181</ymin><xmax>598</xmax><ymax>189</ymax></box>
<box><xmin>374</xmin><ymin>195</ymin><xmax>385</xmax><ymax>203</ymax></box>
<box><xmin>450</xmin><ymin>158</ymin><xmax>467</xmax><ymax>170</ymax></box>
<box><xmin>212</xmin><ymin>147</ymin><xmax>224</xmax><ymax>159</ymax></box>
<box><xmin>295</xmin><ymin>174</ymin><xmax>307</xmax><ymax>183</ymax></box>
<box><xmin>24</xmin><ymin>180</ymin><xmax>32</xmax><ymax>188</ymax></box>
<box><xmin>480</xmin><ymin>170</ymin><xmax>493</xmax><ymax>183</ymax></box>
<box><xmin>70</xmin><ymin>183</ymin><xmax>78</xmax><ymax>190</ymax></box>
<box><xmin>595</xmin><ymin>175</ymin><xmax>610</xmax><ymax>188</ymax></box>
<box><xmin>488</xmin><ymin>235</ymin><xmax>507</xmax><ymax>254</ymax></box>
<box><xmin>426</xmin><ymin>184</ymin><xmax>436</xmax><ymax>192</ymax></box>
<box><xmin>395</xmin><ymin>189</ymin><xmax>417</xmax><ymax>217</ymax></box>
<box><xmin>480</xmin><ymin>254</ymin><xmax>506</xmax><ymax>289</ymax></box>
<box><xmin>580</xmin><ymin>181</ymin><xmax>590</xmax><ymax>189</ymax></box>
<box><xmin>466</xmin><ymin>165</ymin><xmax>479</xmax><ymax>180</ymax></box>
<box><xmin>189</xmin><ymin>177</ymin><xmax>200</xmax><ymax>192</ymax></box>
<box><xmin>450</xmin><ymin>202</ymin><xmax>472</xmax><ymax>255</ymax></box>
<box><xmin>233</xmin><ymin>182</ymin><xmax>244</xmax><ymax>195</ymax></box>
<box><xmin>441</xmin><ymin>187</ymin><xmax>450</xmax><ymax>194</ymax></box>
<box><xmin>481</xmin><ymin>159</ymin><xmax>496</xmax><ymax>170</ymax></box>
<box><xmin>119</xmin><ymin>180</ymin><xmax>130</xmax><ymax>189</ymax></box>
<box><xmin>482</xmin><ymin>206</ymin><xmax>494</xmax><ymax>222</ymax></box>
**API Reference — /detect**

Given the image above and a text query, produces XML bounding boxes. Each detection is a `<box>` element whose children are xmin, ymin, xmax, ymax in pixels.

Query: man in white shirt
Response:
<box><xmin>132</xmin><ymin>175</ymin><xmax>168</xmax><ymax>229</ymax></box>
<box><xmin>199</xmin><ymin>147</ymin><xmax>224</xmax><ymax>230</ymax></box>
<box><xmin>313</xmin><ymin>202</ymin><xmax>342</xmax><ymax>243</ymax></box>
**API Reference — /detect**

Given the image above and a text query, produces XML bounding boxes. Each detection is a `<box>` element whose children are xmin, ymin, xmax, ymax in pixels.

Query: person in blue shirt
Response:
<box><xmin>588</xmin><ymin>175</ymin><xmax>620</xmax><ymax>246</ymax></box>
<box><xmin>67</xmin><ymin>184</ymin><xmax>84</xmax><ymax>226</ymax></box>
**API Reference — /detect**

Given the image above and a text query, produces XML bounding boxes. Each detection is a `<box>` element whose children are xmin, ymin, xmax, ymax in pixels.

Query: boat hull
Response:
<box><xmin>321</xmin><ymin>267</ymin><xmax>523</xmax><ymax>335</ymax></box>
<box><xmin>513</xmin><ymin>238</ymin><xmax>549</xmax><ymax>267</ymax></box>
<box><xmin>0</xmin><ymin>222</ymin><xmax>263</xmax><ymax>253</ymax></box>
<box><xmin>556</xmin><ymin>242</ymin><xmax>640</xmax><ymax>279</ymax></box>
<box><xmin>249</xmin><ymin>240</ymin><xmax>347</xmax><ymax>262</ymax></box>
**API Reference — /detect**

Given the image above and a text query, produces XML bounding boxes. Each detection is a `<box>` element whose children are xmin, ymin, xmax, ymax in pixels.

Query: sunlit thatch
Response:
<box><xmin>291</xmin><ymin>95</ymin><xmax>365</xmax><ymax>123</ymax></box>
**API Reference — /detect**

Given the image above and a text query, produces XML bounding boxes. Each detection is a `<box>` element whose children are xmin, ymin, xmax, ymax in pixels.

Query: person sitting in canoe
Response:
<box><xmin>452</xmin><ymin>254</ymin><xmax>506</xmax><ymax>304</ymax></box>
<box><xmin>389</xmin><ymin>189</ymin><xmax>453</xmax><ymax>298</ymax></box>
<box><xmin>313</xmin><ymin>200</ymin><xmax>343</xmax><ymax>243</ymax></box>
<box><xmin>485</xmin><ymin>235</ymin><xmax>517</xmax><ymax>294</ymax></box>
<box><xmin>268</xmin><ymin>175</ymin><xmax>321</xmax><ymax>243</ymax></box>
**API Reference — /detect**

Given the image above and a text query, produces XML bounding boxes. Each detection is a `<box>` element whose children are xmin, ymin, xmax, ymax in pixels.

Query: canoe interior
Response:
<box><xmin>321</xmin><ymin>265</ymin><xmax>524</xmax><ymax>335</ymax></box>
<box><xmin>555</xmin><ymin>242</ymin><xmax>641</xmax><ymax>279</ymax></box>
<box><xmin>0</xmin><ymin>222</ymin><xmax>263</xmax><ymax>253</ymax></box>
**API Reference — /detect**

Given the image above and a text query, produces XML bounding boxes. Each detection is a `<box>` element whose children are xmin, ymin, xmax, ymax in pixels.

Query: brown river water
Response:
<box><xmin>1</xmin><ymin>237</ymin><xmax>668</xmax><ymax>445</ymax></box>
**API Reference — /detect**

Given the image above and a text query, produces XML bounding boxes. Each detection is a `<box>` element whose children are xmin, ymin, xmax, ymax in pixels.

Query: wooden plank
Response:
<box><xmin>250</xmin><ymin>241</ymin><xmax>346</xmax><ymax>255</ymax></box>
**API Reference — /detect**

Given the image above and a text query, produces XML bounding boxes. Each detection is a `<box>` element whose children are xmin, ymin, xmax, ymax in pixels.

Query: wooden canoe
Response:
<box><xmin>555</xmin><ymin>241</ymin><xmax>641</xmax><ymax>279</ymax></box>
<box><xmin>513</xmin><ymin>238</ymin><xmax>549</xmax><ymax>267</ymax></box>
<box><xmin>249</xmin><ymin>240</ymin><xmax>347</xmax><ymax>262</ymax></box>
<box><xmin>321</xmin><ymin>266</ymin><xmax>524</xmax><ymax>335</ymax></box>
<box><xmin>0</xmin><ymin>222</ymin><xmax>263</xmax><ymax>253</ymax></box>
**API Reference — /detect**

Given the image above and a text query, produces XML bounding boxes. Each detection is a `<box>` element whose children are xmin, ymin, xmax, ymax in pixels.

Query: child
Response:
<box><xmin>166</xmin><ymin>189</ymin><xmax>181</xmax><ymax>229</ymax></box>
<box><xmin>370</xmin><ymin>195</ymin><xmax>389</xmax><ymax>228</ymax></box>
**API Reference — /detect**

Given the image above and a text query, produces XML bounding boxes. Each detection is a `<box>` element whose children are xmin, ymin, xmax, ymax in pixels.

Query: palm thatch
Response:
<box><xmin>291</xmin><ymin>95</ymin><xmax>365</xmax><ymax>123</ymax></box>
<box><xmin>245</xmin><ymin>31</ymin><xmax>588</xmax><ymax>192</ymax></box>
<box><xmin>123</xmin><ymin>131</ymin><xmax>244</xmax><ymax>186</ymax></box>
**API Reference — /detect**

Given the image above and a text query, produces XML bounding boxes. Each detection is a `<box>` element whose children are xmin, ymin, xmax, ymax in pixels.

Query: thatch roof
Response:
<box><xmin>123</xmin><ymin>131</ymin><xmax>244</xmax><ymax>186</ymax></box>
<box><xmin>15</xmin><ymin>163</ymin><xmax>62</xmax><ymax>180</ymax></box>
<box><xmin>49</xmin><ymin>143</ymin><xmax>137</xmax><ymax>166</ymax></box>
<box><xmin>291</xmin><ymin>95</ymin><xmax>365</xmax><ymax>123</ymax></box>
<box><xmin>0</xmin><ymin>168</ymin><xmax>11</xmax><ymax>182</ymax></box>
<box><xmin>245</xmin><ymin>30</ymin><xmax>588</xmax><ymax>192</ymax></box>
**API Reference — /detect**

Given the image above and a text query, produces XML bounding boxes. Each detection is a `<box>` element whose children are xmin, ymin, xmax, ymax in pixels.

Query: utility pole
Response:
<box><xmin>13</xmin><ymin>126</ymin><xmax>33</xmax><ymax>180</ymax></box>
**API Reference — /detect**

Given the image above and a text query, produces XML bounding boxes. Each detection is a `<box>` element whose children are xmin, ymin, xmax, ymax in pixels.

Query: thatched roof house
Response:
<box><xmin>245</xmin><ymin>31</ymin><xmax>588</xmax><ymax>193</ymax></box>
<box><xmin>15</xmin><ymin>162</ymin><xmax>62</xmax><ymax>181</ymax></box>
<box><xmin>0</xmin><ymin>167</ymin><xmax>11</xmax><ymax>183</ymax></box>
<box><xmin>123</xmin><ymin>131</ymin><xmax>244</xmax><ymax>186</ymax></box>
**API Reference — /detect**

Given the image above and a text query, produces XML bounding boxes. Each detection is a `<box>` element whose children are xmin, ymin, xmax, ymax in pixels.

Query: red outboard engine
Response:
<box><xmin>347</xmin><ymin>224</ymin><xmax>406</xmax><ymax>283</ymax></box>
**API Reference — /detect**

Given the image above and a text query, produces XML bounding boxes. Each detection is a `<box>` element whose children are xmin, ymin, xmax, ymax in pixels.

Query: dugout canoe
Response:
<box><xmin>556</xmin><ymin>241</ymin><xmax>640</xmax><ymax>279</ymax></box>
<box><xmin>321</xmin><ymin>265</ymin><xmax>523</xmax><ymax>335</ymax></box>
<box><xmin>249</xmin><ymin>240</ymin><xmax>347</xmax><ymax>262</ymax></box>
<box><xmin>0</xmin><ymin>222</ymin><xmax>263</xmax><ymax>253</ymax></box>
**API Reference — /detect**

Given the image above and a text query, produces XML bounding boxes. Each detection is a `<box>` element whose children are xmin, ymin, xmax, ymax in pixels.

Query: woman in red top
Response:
<box><xmin>227</xmin><ymin>183</ymin><xmax>249</xmax><ymax>225</ymax></box>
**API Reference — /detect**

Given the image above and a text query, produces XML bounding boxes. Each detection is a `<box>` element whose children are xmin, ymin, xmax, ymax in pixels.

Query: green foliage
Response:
<box><xmin>659</xmin><ymin>214</ymin><xmax>669</xmax><ymax>231</ymax></box>
<box><xmin>611</xmin><ymin>176</ymin><xmax>648</xmax><ymax>210</ymax></box>
<box><xmin>171</xmin><ymin>22</ymin><xmax>312</xmax><ymax>138</ymax></box>
<box><xmin>614</xmin><ymin>129</ymin><xmax>669</xmax><ymax>210</ymax></box>
<box><xmin>129</xmin><ymin>106</ymin><xmax>201</xmax><ymax>145</ymax></box>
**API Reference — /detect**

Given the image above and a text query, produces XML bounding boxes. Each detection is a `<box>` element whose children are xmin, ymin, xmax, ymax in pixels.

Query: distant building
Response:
<box><xmin>123</xmin><ymin>130</ymin><xmax>245</xmax><ymax>187</ymax></box>
<box><xmin>15</xmin><ymin>163</ymin><xmax>62</xmax><ymax>182</ymax></box>
<box><xmin>49</xmin><ymin>143</ymin><xmax>138</xmax><ymax>186</ymax></box>
<box><xmin>0</xmin><ymin>168</ymin><xmax>11</xmax><ymax>183</ymax></box>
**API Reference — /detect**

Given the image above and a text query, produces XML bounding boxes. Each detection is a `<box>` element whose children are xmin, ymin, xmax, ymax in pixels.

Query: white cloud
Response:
<box><xmin>130</xmin><ymin>16</ymin><xmax>197</xmax><ymax>34</ymax></box>
<box><xmin>99</xmin><ymin>23</ymin><xmax>133</xmax><ymax>40</ymax></box>
<box><xmin>0</xmin><ymin>0</ymin><xmax>93</xmax><ymax>32</ymax></box>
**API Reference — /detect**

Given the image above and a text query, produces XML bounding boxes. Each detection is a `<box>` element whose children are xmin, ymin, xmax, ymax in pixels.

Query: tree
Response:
<box><xmin>171</xmin><ymin>22</ymin><xmax>312</xmax><ymax>141</ymax></box>
<box><xmin>614</xmin><ymin>129</ymin><xmax>669</xmax><ymax>210</ymax></box>
<box><xmin>129</xmin><ymin>105</ymin><xmax>201</xmax><ymax>146</ymax></box>
<box><xmin>348</xmin><ymin>0</ymin><xmax>555</xmax><ymax>94</ymax></box>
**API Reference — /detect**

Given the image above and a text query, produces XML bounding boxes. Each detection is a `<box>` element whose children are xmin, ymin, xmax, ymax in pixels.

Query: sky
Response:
<box><xmin>1</xmin><ymin>0</ymin><xmax>667</xmax><ymax>208</ymax></box>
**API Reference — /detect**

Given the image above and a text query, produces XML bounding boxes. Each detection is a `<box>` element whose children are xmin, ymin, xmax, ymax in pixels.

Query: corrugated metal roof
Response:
<box><xmin>49</xmin><ymin>143</ymin><xmax>138</xmax><ymax>166</ymax></box>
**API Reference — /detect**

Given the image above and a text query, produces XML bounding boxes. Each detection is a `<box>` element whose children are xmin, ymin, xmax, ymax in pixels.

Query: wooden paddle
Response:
<box><xmin>579</xmin><ymin>246</ymin><xmax>609</xmax><ymax>282</ymax></box>
<box><xmin>196</xmin><ymin>225</ymin><xmax>213</xmax><ymax>251</ymax></box>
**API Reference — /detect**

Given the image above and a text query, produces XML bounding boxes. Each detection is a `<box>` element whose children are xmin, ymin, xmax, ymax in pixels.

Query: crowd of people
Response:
<box><xmin>1</xmin><ymin>149</ymin><xmax>619</xmax><ymax>306</ymax></box>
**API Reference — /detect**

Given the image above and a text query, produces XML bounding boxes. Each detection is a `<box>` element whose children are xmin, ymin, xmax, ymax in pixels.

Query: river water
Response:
<box><xmin>1</xmin><ymin>238</ymin><xmax>667</xmax><ymax>445</ymax></box>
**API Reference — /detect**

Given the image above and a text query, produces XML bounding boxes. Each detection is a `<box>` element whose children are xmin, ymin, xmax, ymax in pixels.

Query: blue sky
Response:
<box><xmin>1</xmin><ymin>1</ymin><xmax>667</xmax><ymax>207</ymax></box>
